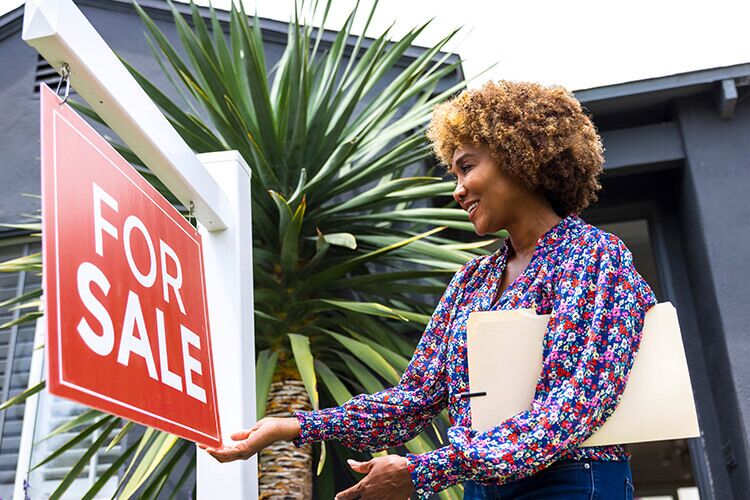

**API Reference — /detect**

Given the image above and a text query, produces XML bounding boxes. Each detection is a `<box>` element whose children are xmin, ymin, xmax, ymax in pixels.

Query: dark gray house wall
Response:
<box><xmin>577</xmin><ymin>68</ymin><xmax>750</xmax><ymax>499</ymax></box>
<box><xmin>676</xmin><ymin>92</ymin><xmax>750</xmax><ymax>496</ymax></box>
<box><xmin>0</xmin><ymin>8</ymin><xmax>41</xmax><ymax>226</ymax></box>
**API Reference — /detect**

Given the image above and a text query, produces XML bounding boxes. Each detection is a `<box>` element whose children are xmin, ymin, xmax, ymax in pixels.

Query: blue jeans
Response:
<box><xmin>463</xmin><ymin>459</ymin><xmax>634</xmax><ymax>499</ymax></box>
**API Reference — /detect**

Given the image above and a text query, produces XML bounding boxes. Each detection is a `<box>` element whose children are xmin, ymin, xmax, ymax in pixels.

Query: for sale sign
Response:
<box><xmin>40</xmin><ymin>85</ymin><xmax>221</xmax><ymax>446</ymax></box>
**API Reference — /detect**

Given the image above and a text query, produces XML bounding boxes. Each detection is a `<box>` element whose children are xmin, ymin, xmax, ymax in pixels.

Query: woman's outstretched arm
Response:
<box><xmin>203</xmin><ymin>257</ymin><xmax>481</xmax><ymax>460</ymax></box>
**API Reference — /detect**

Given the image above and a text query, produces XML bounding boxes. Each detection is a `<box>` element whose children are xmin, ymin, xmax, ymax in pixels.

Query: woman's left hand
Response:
<box><xmin>335</xmin><ymin>455</ymin><xmax>416</xmax><ymax>500</ymax></box>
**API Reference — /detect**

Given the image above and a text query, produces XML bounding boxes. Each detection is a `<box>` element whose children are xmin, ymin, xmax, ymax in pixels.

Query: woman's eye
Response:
<box><xmin>461</xmin><ymin>164</ymin><xmax>474</xmax><ymax>173</ymax></box>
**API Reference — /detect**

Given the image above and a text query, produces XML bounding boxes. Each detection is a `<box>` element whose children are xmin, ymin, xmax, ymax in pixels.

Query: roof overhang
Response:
<box><xmin>574</xmin><ymin>63</ymin><xmax>750</xmax><ymax>117</ymax></box>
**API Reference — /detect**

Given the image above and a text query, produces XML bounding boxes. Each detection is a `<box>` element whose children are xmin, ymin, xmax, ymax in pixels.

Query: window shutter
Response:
<box><xmin>0</xmin><ymin>242</ymin><xmax>41</xmax><ymax>499</ymax></box>
<box><xmin>34</xmin><ymin>54</ymin><xmax>60</xmax><ymax>95</ymax></box>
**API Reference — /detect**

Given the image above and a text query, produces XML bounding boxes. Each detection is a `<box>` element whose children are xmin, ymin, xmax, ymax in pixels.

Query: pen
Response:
<box><xmin>458</xmin><ymin>391</ymin><xmax>487</xmax><ymax>399</ymax></box>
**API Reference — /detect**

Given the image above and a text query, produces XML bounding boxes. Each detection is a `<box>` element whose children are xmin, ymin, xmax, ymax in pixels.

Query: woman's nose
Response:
<box><xmin>453</xmin><ymin>181</ymin><xmax>466</xmax><ymax>202</ymax></box>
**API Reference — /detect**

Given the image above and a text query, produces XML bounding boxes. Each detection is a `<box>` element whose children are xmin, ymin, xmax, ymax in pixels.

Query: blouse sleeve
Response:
<box><xmin>405</xmin><ymin>235</ymin><xmax>657</xmax><ymax>498</ymax></box>
<box><xmin>292</xmin><ymin>258</ymin><xmax>480</xmax><ymax>452</ymax></box>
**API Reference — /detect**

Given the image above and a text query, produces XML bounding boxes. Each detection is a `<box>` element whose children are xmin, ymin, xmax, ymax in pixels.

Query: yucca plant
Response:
<box><xmin>1</xmin><ymin>0</ymin><xmax>504</xmax><ymax>498</ymax></box>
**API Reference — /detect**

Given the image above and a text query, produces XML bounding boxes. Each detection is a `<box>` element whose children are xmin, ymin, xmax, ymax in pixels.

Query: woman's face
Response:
<box><xmin>451</xmin><ymin>144</ymin><xmax>528</xmax><ymax>236</ymax></box>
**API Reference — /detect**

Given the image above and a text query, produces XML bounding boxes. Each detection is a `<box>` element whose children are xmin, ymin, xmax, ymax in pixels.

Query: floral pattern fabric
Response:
<box><xmin>293</xmin><ymin>215</ymin><xmax>657</xmax><ymax>498</ymax></box>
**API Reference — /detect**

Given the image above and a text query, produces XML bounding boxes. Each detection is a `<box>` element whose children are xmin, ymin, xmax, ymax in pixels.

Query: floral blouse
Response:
<box><xmin>294</xmin><ymin>215</ymin><xmax>657</xmax><ymax>498</ymax></box>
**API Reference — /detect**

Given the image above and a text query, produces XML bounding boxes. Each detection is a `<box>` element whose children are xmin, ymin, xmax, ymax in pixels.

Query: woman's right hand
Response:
<box><xmin>199</xmin><ymin>416</ymin><xmax>301</xmax><ymax>463</ymax></box>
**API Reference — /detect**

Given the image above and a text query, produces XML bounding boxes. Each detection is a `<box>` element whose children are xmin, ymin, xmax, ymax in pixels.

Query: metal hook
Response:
<box><xmin>188</xmin><ymin>201</ymin><xmax>196</xmax><ymax>226</ymax></box>
<box><xmin>55</xmin><ymin>63</ymin><xmax>71</xmax><ymax>105</ymax></box>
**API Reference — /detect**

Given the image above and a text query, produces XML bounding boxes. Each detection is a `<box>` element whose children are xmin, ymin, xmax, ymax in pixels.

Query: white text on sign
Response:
<box><xmin>76</xmin><ymin>182</ymin><xmax>207</xmax><ymax>403</ymax></box>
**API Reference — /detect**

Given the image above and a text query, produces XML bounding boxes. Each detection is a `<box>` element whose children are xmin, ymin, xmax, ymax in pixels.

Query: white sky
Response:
<box><xmin>5</xmin><ymin>0</ymin><xmax>750</xmax><ymax>90</ymax></box>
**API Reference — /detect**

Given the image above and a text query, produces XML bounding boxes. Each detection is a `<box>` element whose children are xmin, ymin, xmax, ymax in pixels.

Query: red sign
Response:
<box><xmin>40</xmin><ymin>85</ymin><xmax>221</xmax><ymax>447</ymax></box>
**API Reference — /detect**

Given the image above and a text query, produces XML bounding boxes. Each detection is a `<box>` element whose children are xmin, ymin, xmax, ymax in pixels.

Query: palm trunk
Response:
<box><xmin>258</xmin><ymin>379</ymin><xmax>313</xmax><ymax>500</ymax></box>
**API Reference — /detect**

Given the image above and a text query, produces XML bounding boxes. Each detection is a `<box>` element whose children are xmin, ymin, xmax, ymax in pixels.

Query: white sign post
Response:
<box><xmin>196</xmin><ymin>151</ymin><xmax>257</xmax><ymax>498</ymax></box>
<box><xmin>22</xmin><ymin>0</ymin><xmax>258</xmax><ymax>498</ymax></box>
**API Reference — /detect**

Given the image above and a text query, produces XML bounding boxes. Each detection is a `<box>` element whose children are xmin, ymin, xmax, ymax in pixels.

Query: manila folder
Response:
<box><xmin>466</xmin><ymin>302</ymin><xmax>700</xmax><ymax>447</ymax></box>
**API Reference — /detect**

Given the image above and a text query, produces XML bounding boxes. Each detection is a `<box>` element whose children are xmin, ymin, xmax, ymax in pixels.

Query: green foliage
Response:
<box><xmin>0</xmin><ymin>1</ymin><xmax>504</xmax><ymax>497</ymax></box>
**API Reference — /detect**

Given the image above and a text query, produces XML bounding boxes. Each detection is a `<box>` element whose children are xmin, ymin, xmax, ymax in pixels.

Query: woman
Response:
<box><xmin>203</xmin><ymin>81</ymin><xmax>656</xmax><ymax>500</ymax></box>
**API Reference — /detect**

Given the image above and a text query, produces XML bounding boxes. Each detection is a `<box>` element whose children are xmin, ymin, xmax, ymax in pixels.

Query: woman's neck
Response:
<box><xmin>505</xmin><ymin>205</ymin><xmax>563</xmax><ymax>259</ymax></box>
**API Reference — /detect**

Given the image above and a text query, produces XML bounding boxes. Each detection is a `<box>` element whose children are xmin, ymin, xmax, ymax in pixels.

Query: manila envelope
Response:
<box><xmin>466</xmin><ymin>302</ymin><xmax>700</xmax><ymax>447</ymax></box>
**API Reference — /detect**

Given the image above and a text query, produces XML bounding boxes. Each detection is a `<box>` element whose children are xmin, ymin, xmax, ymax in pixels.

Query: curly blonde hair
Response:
<box><xmin>427</xmin><ymin>81</ymin><xmax>604</xmax><ymax>216</ymax></box>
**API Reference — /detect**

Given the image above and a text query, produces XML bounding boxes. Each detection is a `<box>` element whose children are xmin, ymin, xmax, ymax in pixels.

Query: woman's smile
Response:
<box><xmin>466</xmin><ymin>200</ymin><xmax>479</xmax><ymax>217</ymax></box>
